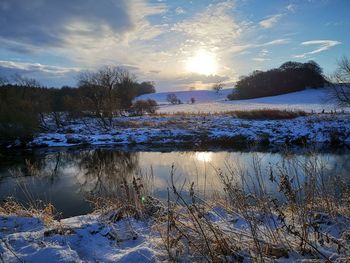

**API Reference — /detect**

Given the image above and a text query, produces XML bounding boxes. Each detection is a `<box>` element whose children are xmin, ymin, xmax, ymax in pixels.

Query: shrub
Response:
<box><xmin>131</xmin><ymin>99</ymin><xmax>158</xmax><ymax>115</ymax></box>
<box><xmin>0</xmin><ymin>85</ymin><xmax>40</xmax><ymax>143</ymax></box>
<box><xmin>166</xmin><ymin>93</ymin><xmax>181</xmax><ymax>104</ymax></box>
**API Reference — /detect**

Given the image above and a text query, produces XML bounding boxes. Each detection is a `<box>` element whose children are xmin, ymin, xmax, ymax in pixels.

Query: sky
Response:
<box><xmin>0</xmin><ymin>0</ymin><xmax>349</xmax><ymax>91</ymax></box>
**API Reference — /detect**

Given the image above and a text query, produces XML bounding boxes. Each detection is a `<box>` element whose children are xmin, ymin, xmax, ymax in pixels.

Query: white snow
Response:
<box><xmin>136</xmin><ymin>88</ymin><xmax>233</xmax><ymax>104</ymax></box>
<box><xmin>30</xmin><ymin>114</ymin><xmax>350</xmax><ymax>148</ymax></box>
<box><xmin>136</xmin><ymin>88</ymin><xmax>348</xmax><ymax>114</ymax></box>
<box><xmin>1</xmin><ymin>208</ymin><xmax>349</xmax><ymax>262</ymax></box>
<box><xmin>0</xmin><ymin>215</ymin><xmax>159</xmax><ymax>262</ymax></box>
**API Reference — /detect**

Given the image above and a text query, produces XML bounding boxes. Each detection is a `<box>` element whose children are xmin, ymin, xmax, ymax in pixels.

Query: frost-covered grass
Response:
<box><xmin>1</xmin><ymin>155</ymin><xmax>350</xmax><ymax>262</ymax></box>
<box><xmin>30</xmin><ymin>113</ymin><xmax>350</xmax><ymax>149</ymax></box>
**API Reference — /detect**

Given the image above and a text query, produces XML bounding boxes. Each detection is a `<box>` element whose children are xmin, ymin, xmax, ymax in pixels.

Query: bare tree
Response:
<box><xmin>13</xmin><ymin>74</ymin><xmax>41</xmax><ymax>88</ymax></box>
<box><xmin>0</xmin><ymin>75</ymin><xmax>9</xmax><ymax>86</ymax></box>
<box><xmin>212</xmin><ymin>81</ymin><xmax>224</xmax><ymax>94</ymax></box>
<box><xmin>330</xmin><ymin>57</ymin><xmax>350</xmax><ymax>106</ymax></box>
<box><xmin>77</xmin><ymin>66</ymin><xmax>136</xmax><ymax>129</ymax></box>
<box><xmin>166</xmin><ymin>93</ymin><xmax>181</xmax><ymax>104</ymax></box>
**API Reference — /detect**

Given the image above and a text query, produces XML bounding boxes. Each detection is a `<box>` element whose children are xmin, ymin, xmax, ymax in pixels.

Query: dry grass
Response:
<box><xmin>153</xmin><ymin>154</ymin><xmax>350</xmax><ymax>262</ymax></box>
<box><xmin>114</xmin><ymin>120</ymin><xmax>160</xmax><ymax>128</ymax></box>
<box><xmin>112</xmin><ymin>109</ymin><xmax>308</xmax><ymax>131</ymax></box>
<box><xmin>0</xmin><ymin>167</ymin><xmax>58</xmax><ymax>224</ymax></box>
<box><xmin>232</xmin><ymin>109</ymin><xmax>307</xmax><ymax>120</ymax></box>
<box><xmin>154</xmin><ymin>109</ymin><xmax>308</xmax><ymax>119</ymax></box>
<box><xmin>0</xmin><ymin>197</ymin><xmax>56</xmax><ymax>225</ymax></box>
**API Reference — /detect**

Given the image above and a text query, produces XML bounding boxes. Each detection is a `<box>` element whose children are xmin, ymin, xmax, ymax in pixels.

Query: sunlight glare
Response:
<box><xmin>186</xmin><ymin>50</ymin><xmax>218</xmax><ymax>75</ymax></box>
<box><xmin>195</xmin><ymin>152</ymin><xmax>212</xmax><ymax>162</ymax></box>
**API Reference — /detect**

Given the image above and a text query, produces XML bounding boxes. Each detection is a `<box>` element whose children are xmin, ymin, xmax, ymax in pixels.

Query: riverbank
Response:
<box><xmin>25</xmin><ymin>113</ymin><xmax>350</xmax><ymax>150</ymax></box>
<box><xmin>1</xmin><ymin>196</ymin><xmax>349</xmax><ymax>262</ymax></box>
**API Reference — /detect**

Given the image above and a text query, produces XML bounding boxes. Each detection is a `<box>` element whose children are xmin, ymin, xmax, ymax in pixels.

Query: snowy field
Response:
<box><xmin>136</xmin><ymin>88</ymin><xmax>349</xmax><ymax>114</ymax></box>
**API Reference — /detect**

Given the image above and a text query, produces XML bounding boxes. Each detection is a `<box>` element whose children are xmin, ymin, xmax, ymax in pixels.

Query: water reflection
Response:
<box><xmin>76</xmin><ymin>150</ymin><xmax>139</xmax><ymax>195</ymax></box>
<box><xmin>195</xmin><ymin>152</ymin><xmax>212</xmax><ymax>162</ymax></box>
<box><xmin>0</xmin><ymin>149</ymin><xmax>349</xmax><ymax>217</ymax></box>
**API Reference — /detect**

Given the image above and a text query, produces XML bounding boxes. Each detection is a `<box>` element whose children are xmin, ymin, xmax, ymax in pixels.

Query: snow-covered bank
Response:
<box><xmin>29</xmin><ymin>114</ymin><xmax>350</xmax><ymax>149</ymax></box>
<box><xmin>1</xmin><ymin>205</ymin><xmax>349</xmax><ymax>262</ymax></box>
<box><xmin>136</xmin><ymin>88</ymin><xmax>348</xmax><ymax>114</ymax></box>
<box><xmin>0</xmin><ymin>214</ymin><xmax>158</xmax><ymax>262</ymax></box>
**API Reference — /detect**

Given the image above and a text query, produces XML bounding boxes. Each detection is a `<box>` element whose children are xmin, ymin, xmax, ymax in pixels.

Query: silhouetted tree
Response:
<box><xmin>0</xmin><ymin>68</ymin><xmax>156</xmax><ymax>143</ymax></box>
<box><xmin>13</xmin><ymin>74</ymin><xmax>41</xmax><ymax>88</ymax></box>
<box><xmin>0</xmin><ymin>75</ymin><xmax>8</xmax><ymax>86</ymax></box>
<box><xmin>330</xmin><ymin>56</ymin><xmax>350</xmax><ymax>106</ymax></box>
<box><xmin>77</xmin><ymin>66</ymin><xmax>138</xmax><ymax>128</ymax></box>
<box><xmin>0</xmin><ymin>84</ymin><xmax>40</xmax><ymax>142</ymax></box>
<box><xmin>212</xmin><ymin>81</ymin><xmax>224</xmax><ymax>93</ymax></box>
<box><xmin>229</xmin><ymin>61</ymin><xmax>327</xmax><ymax>100</ymax></box>
<box><xmin>136</xmin><ymin>81</ymin><xmax>156</xmax><ymax>96</ymax></box>
<box><xmin>166</xmin><ymin>93</ymin><xmax>181</xmax><ymax>104</ymax></box>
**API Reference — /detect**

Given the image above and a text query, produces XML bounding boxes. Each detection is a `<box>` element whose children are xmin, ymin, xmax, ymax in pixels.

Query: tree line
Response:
<box><xmin>228</xmin><ymin>60</ymin><xmax>327</xmax><ymax>100</ymax></box>
<box><xmin>0</xmin><ymin>66</ymin><xmax>156</xmax><ymax>142</ymax></box>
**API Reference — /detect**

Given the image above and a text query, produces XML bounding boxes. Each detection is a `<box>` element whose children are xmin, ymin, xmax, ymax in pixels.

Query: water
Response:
<box><xmin>0</xmin><ymin>147</ymin><xmax>349</xmax><ymax>218</ymax></box>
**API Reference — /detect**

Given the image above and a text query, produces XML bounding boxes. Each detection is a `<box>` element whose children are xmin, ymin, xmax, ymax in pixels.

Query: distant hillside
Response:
<box><xmin>135</xmin><ymin>87</ymin><xmax>345</xmax><ymax>114</ymax></box>
<box><xmin>135</xmin><ymin>88</ymin><xmax>233</xmax><ymax>104</ymax></box>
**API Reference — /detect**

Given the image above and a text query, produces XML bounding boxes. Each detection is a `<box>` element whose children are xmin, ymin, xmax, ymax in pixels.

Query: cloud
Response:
<box><xmin>0</xmin><ymin>0</ymin><xmax>166</xmax><ymax>51</ymax></box>
<box><xmin>179</xmin><ymin>73</ymin><xmax>230</xmax><ymax>84</ymax></box>
<box><xmin>252</xmin><ymin>58</ymin><xmax>271</xmax><ymax>62</ymax></box>
<box><xmin>286</xmin><ymin>4</ymin><xmax>296</xmax><ymax>13</ymax></box>
<box><xmin>0</xmin><ymin>0</ymin><xmax>291</xmax><ymax>90</ymax></box>
<box><xmin>0</xmin><ymin>60</ymin><xmax>82</xmax><ymax>86</ymax></box>
<box><xmin>0</xmin><ymin>60</ymin><xmax>80</xmax><ymax>75</ymax></box>
<box><xmin>172</xmin><ymin>0</ymin><xmax>244</xmax><ymax>50</ymax></box>
<box><xmin>175</xmin><ymin>7</ymin><xmax>186</xmax><ymax>15</ymax></box>
<box><xmin>259</xmin><ymin>14</ymin><xmax>283</xmax><ymax>29</ymax></box>
<box><xmin>262</xmin><ymin>39</ymin><xmax>290</xmax><ymax>46</ymax></box>
<box><xmin>229</xmin><ymin>39</ymin><xmax>290</xmax><ymax>53</ymax></box>
<box><xmin>294</xmin><ymin>40</ymin><xmax>341</xmax><ymax>58</ymax></box>
<box><xmin>154</xmin><ymin>73</ymin><xmax>231</xmax><ymax>91</ymax></box>
<box><xmin>0</xmin><ymin>0</ymin><xmax>129</xmax><ymax>47</ymax></box>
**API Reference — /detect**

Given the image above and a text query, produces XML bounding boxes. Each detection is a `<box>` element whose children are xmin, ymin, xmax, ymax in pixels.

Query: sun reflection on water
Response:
<box><xmin>195</xmin><ymin>152</ymin><xmax>212</xmax><ymax>162</ymax></box>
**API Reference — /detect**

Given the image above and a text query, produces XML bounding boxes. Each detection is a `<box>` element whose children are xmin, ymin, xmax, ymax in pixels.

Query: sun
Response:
<box><xmin>185</xmin><ymin>50</ymin><xmax>218</xmax><ymax>75</ymax></box>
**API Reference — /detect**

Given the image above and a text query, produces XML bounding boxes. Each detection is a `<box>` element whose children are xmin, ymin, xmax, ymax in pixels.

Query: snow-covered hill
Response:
<box><xmin>136</xmin><ymin>88</ymin><xmax>233</xmax><ymax>104</ymax></box>
<box><xmin>136</xmin><ymin>88</ymin><xmax>347</xmax><ymax>114</ymax></box>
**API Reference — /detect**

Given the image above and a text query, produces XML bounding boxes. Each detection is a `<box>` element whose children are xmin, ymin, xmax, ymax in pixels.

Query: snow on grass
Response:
<box><xmin>1</xmin><ymin>206</ymin><xmax>349</xmax><ymax>262</ymax></box>
<box><xmin>0</xmin><ymin>214</ymin><xmax>159</xmax><ymax>263</ymax></box>
<box><xmin>136</xmin><ymin>88</ymin><xmax>348</xmax><ymax>114</ymax></box>
<box><xmin>30</xmin><ymin>114</ymin><xmax>350</xmax><ymax>148</ymax></box>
